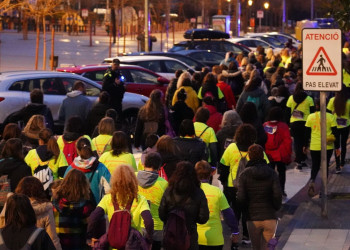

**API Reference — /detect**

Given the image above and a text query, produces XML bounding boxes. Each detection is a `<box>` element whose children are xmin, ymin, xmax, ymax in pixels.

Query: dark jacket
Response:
<box><xmin>165</xmin><ymin>78</ymin><xmax>178</xmax><ymax>109</ymax></box>
<box><xmin>1</xmin><ymin>225</ymin><xmax>55</xmax><ymax>250</ymax></box>
<box><xmin>171</xmin><ymin>101</ymin><xmax>194</xmax><ymax>135</ymax></box>
<box><xmin>173</xmin><ymin>137</ymin><xmax>207</xmax><ymax>166</ymax></box>
<box><xmin>236</xmin><ymin>88</ymin><xmax>270</xmax><ymax>123</ymax></box>
<box><xmin>237</xmin><ymin>159</ymin><xmax>282</xmax><ymax>221</ymax></box>
<box><xmin>2</xmin><ymin>103</ymin><xmax>54</xmax><ymax>131</ymax></box>
<box><xmin>158</xmin><ymin>152</ymin><xmax>180</xmax><ymax>180</ymax></box>
<box><xmin>86</xmin><ymin>103</ymin><xmax>112</xmax><ymax>136</ymax></box>
<box><xmin>159</xmin><ymin>187</ymin><xmax>209</xmax><ymax>249</ymax></box>
<box><xmin>0</xmin><ymin>158</ymin><xmax>32</xmax><ymax>192</ymax></box>
<box><xmin>102</xmin><ymin>68</ymin><xmax>125</xmax><ymax>109</ymax></box>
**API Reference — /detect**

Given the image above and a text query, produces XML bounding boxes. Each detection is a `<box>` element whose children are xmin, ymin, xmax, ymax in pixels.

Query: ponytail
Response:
<box><xmin>47</xmin><ymin>137</ymin><xmax>60</xmax><ymax>163</ymax></box>
<box><xmin>76</xmin><ymin>137</ymin><xmax>94</xmax><ymax>159</ymax></box>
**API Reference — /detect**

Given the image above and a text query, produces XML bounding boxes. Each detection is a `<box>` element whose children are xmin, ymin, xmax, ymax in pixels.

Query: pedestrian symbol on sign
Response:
<box><xmin>306</xmin><ymin>46</ymin><xmax>337</xmax><ymax>76</ymax></box>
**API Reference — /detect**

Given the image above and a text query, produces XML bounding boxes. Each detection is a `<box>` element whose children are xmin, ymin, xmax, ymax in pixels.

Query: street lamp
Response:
<box><xmin>227</xmin><ymin>0</ymin><xmax>231</xmax><ymax>16</ymax></box>
<box><xmin>264</xmin><ymin>2</ymin><xmax>269</xmax><ymax>29</ymax></box>
<box><xmin>264</xmin><ymin>2</ymin><xmax>269</xmax><ymax>9</ymax></box>
<box><xmin>248</xmin><ymin>0</ymin><xmax>253</xmax><ymax>6</ymax></box>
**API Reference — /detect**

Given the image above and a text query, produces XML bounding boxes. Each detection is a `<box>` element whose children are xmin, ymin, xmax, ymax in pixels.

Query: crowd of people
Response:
<box><xmin>0</xmin><ymin>42</ymin><xmax>349</xmax><ymax>250</ymax></box>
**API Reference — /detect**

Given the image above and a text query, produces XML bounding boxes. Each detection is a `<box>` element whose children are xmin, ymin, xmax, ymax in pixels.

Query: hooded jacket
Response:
<box><xmin>0</xmin><ymin>158</ymin><xmax>31</xmax><ymax>192</ymax></box>
<box><xmin>64</xmin><ymin>157</ymin><xmax>110</xmax><ymax>204</ymax></box>
<box><xmin>237</xmin><ymin>159</ymin><xmax>282</xmax><ymax>221</ymax></box>
<box><xmin>31</xmin><ymin>201</ymin><xmax>62</xmax><ymax>250</ymax></box>
<box><xmin>173</xmin><ymin>137</ymin><xmax>208</xmax><ymax>166</ymax></box>
<box><xmin>203</xmin><ymin>105</ymin><xmax>223</xmax><ymax>133</ymax></box>
<box><xmin>58</xmin><ymin>90</ymin><xmax>92</xmax><ymax>123</ymax></box>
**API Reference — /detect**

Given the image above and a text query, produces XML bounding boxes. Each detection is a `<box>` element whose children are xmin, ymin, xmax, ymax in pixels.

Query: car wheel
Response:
<box><xmin>121</xmin><ymin>108</ymin><xmax>139</xmax><ymax>143</ymax></box>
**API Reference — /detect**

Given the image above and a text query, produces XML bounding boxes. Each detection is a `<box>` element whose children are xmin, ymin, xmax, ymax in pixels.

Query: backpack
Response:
<box><xmin>34</xmin><ymin>151</ymin><xmax>54</xmax><ymax>191</ymax></box>
<box><xmin>125</xmin><ymin>228</ymin><xmax>149</xmax><ymax>250</ymax></box>
<box><xmin>247</xmin><ymin>95</ymin><xmax>260</xmax><ymax>109</ymax></box>
<box><xmin>158</xmin><ymin>163</ymin><xmax>168</xmax><ymax>181</ymax></box>
<box><xmin>0</xmin><ymin>175</ymin><xmax>10</xmax><ymax>207</ymax></box>
<box><xmin>107</xmin><ymin>200</ymin><xmax>133</xmax><ymax>249</ymax></box>
<box><xmin>62</xmin><ymin>138</ymin><xmax>79</xmax><ymax>165</ymax></box>
<box><xmin>232</xmin><ymin>149</ymin><xmax>248</xmax><ymax>187</ymax></box>
<box><xmin>264</xmin><ymin>123</ymin><xmax>279</xmax><ymax>151</ymax></box>
<box><xmin>163</xmin><ymin>209</ymin><xmax>190</xmax><ymax>250</ymax></box>
<box><xmin>0</xmin><ymin>228</ymin><xmax>43</xmax><ymax>250</ymax></box>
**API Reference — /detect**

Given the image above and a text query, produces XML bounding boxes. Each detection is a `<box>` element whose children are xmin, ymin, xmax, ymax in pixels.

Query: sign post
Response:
<box><xmin>257</xmin><ymin>10</ymin><xmax>263</xmax><ymax>32</ymax></box>
<box><xmin>302</xmin><ymin>28</ymin><xmax>342</xmax><ymax>217</ymax></box>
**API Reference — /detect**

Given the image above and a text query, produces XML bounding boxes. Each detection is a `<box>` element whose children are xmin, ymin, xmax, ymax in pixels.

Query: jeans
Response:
<box><xmin>247</xmin><ymin>220</ymin><xmax>277</xmax><ymax>250</ymax></box>
<box><xmin>269</xmin><ymin>162</ymin><xmax>286</xmax><ymax>192</ymax></box>
<box><xmin>335</xmin><ymin>126</ymin><xmax>350</xmax><ymax>167</ymax></box>
<box><xmin>290</xmin><ymin>121</ymin><xmax>307</xmax><ymax>164</ymax></box>
<box><xmin>310</xmin><ymin>150</ymin><xmax>333</xmax><ymax>181</ymax></box>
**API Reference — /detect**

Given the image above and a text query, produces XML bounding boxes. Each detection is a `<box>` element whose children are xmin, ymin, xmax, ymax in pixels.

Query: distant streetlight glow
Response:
<box><xmin>264</xmin><ymin>2</ymin><xmax>269</xmax><ymax>9</ymax></box>
<box><xmin>248</xmin><ymin>0</ymin><xmax>253</xmax><ymax>6</ymax></box>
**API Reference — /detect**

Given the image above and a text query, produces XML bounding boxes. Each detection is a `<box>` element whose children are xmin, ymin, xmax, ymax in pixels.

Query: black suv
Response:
<box><xmin>169</xmin><ymin>29</ymin><xmax>250</xmax><ymax>56</ymax></box>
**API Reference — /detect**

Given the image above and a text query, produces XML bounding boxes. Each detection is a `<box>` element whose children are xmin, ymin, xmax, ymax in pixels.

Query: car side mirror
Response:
<box><xmin>157</xmin><ymin>77</ymin><xmax>169</xmax><ymax>85</ymax></box>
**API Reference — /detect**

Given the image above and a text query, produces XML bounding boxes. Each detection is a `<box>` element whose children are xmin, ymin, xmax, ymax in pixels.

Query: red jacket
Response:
<box><xmin>217</xmin><ymin>81</ymin><xmax>236</xmax><ymax>109</ymax></box>
<box><xmin>263</xmin><ymin>121</ymin><xmax>292</xmax><ymax>164</ymax></box>
<box><xmin>203</xmin><ymin>104</ymin><xmax>223</xmax><ymax>133</ymax></box>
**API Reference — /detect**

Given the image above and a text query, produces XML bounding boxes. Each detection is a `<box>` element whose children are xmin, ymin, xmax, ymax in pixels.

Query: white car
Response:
<box><xmin>103</xmin><ymin>55</ymin><xmax>194</xmax><ymax>80</ymax></box>
<box><xmin>227</xmin><ymin>37</ymin><xmax>282</xmax><ymax>53</ymax></box>
<box><xmin>0</xmin><ymin>71</ymin><xmax>148</xmax><ymax>133</ymax></box>
<box><xmin>245</xmin><ymin>32</ymin><xmax>301</xmax><ymax>48</ymax></box>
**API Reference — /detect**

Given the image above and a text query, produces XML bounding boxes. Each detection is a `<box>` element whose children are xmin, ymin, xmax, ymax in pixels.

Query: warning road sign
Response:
<box><xmin>303</xmin><ymin>29</ymin><xmax>342</xmax><ymax>91</ymax></box>
<box><xmin>306</xmin><ymin>47</ymin><xmax>337</xmax><ymax>76</ymax></box>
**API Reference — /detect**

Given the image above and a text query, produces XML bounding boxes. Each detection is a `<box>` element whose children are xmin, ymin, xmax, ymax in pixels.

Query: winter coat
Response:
<box><xmin>102</xmin><ymin>68</ymin><xmax>125</xmax><ymax>110</ymax></box>
<box><xmin>86</xmin><ymin>103</ymin><xmax>112</xmax><ymax>136</ymax></box>
<box><xmin>64</xmin><ymin>157</ymin><xmax>111</xmax><ymax>204</ymax></box>
<box><xmin>0</xmin><ymin>158</ymin><xmax>31</xmax><ymax>192</ymax></box>
<box><xmin>31</xmin><ymin>201</ymin><xmax>62</xmax><ymax>250</ymax></box>
<box><xmin>203</xmin><ymin>105</ymin><xmax>223</xmax><ymax>133</ymax></box>
<box><xmin>171</xmin><ymin>100</ymin><xmax>194</xmax><ymax>135</ymax></box>
<box><xmin>52</xmin><ymin>198</ymin><xmax>94</xmax><ymax>250</ymax></box>
<box><xmin>2</xmin><ymin>103</ymin><xmax>54</xmax><ymax>131</ymax></box>
<box><xmin>173</xmin><ymin>137</ymin><xmax>208</xmax><ymax>166</ymax></box>
<box><xmin>217</xmin><ymin>81</ymin><xmax>236</xmax><ymax>109</ymax></box>
<box><xmin>159</xmin><ymin>187</ymin><xmax>209</xmax><ymax>250</ymax></box>
<box><xmin>236</xmin><ymin>87</ymin><xmax>270</xmax><ymax>123</ymax></box>
<box><xmin>58</xmin><ymin>90</ymin><xmax>92</xmax><ymax>124</ymax></box>
<box><xmin>237</xmin><ymin>159</ymin><xmax>282</xmax><ymax>221</ymax></box>
<box><xmin>0</xmin><ymin>225</ymin><xmax>55</xmax><ymax>250</ymax></box>
<box><xmin>165</xmin><ymin>78</ymin><xmax>178</xmax><ymax>108</ymax></box>
<box><xmin>158</xmin><ymin>152</ymin><xmax>180</xmax><ymax>180</ymax></box>
<box><xmin>263</xmin><ymin>121</ymin><xmax>292</xmax><ymax>164</ymax></box>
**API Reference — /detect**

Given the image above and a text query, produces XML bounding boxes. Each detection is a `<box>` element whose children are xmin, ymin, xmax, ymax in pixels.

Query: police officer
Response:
<box><xmin>102</xmin><ymin>59</ymin><xmax>125</xmax><ymax>120</ymax></box>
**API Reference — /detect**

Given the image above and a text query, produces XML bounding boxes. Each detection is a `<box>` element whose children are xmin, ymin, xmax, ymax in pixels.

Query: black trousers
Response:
<box><xmin>290</xmin><ymin>121</ymin><xmax>307</xmax><ymax>164</ymax></box>
<box><xmin>269</xmin><ymin>162</ymin><xmax>286</xmax><ymax>192</ymax></box>
<box><xmin>223</xmin><ymin>186</ymin><xmax>249</xmax><ymax>238</ymax></box>
<box><xmin>335</xmin><ymin>126</ymin><xmax>350</xmax><ymax>167</ymax></box>
<box><xmin>310</xmin><ymin>150</ymin><xmax>333</xmax><ymax>181</ymax></box>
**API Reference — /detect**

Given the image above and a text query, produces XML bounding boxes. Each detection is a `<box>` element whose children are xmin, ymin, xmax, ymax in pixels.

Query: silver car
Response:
<box><xmin>0</xmin><ymin>71</ymin><xmax>148</xmax><ymax>133</ymax></box>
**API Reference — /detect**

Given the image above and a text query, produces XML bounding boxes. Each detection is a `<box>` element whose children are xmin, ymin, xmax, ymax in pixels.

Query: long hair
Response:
<box><xmin>55</xmin><ymin>169</ymin><xmax>90</xmax><ymax>202</ymax></box>
<box><xmin>38</xmin><ymin>128</ymin><xmax>60</xmax><ymax>163</ymax></box>
<box><xmin>201</xmin><ymin>73</ymin><xmax>219</xmax><ymax>100</ymax></box>
<box><xmin>176</xmin><ymin>72</ymin><xmax>192</xmax><ymax>89</ymax></box>
<box><xmin>15</xmin><ymin>176</ymin><xmax>48</xmax><ymax>203</ymax></box>
<box><xmin>111</xmin><ymin>131</ymin><xmax>130</xmax><ymax>156</ymax></box>
<box><xmin>139</xmin><ymin>89</ymin><xmax>164</xmax><ymax>121</ymax></box>
<box><xmin>23</xmin><ymin>115</ymin><xmax>45</xmax><ymax>134</ymax></box>
<box><xmin>156</xmin><ymin>135</ymin><xmax>178</xmax><ymax>155</ymax></box>
<box><xmin>168</xmin><ymin>161</ymin><xmax>200</xmax><ymax>200</ymax></box>
<box><xmin>5</xmin><ymin>194</ymin><xmax>36</xmax><ymax>230</ymax></box>
<box><xmin>2</xmin><ymin>123</ymin><xmax>21</xmax><ymax>141</ymax></box>
<box><xmin>109</xmin><ymin>165</ymin><xmax>138</xmax><ymax>207</ymax></box>
<box><xmin>334</xmin><ymin>85</ymin><xmax>347</xmax><ymax>116</ymax></box>
<box><xmin>76</xmin><ymin>137</ymin><xmax>94</xmax><ymax>159</ymax></box>
<box><xmin>1</xmin><ymin>138</ymin><xmax>24</xmax><ymax>160</ymax></box>
<box><xmin>98</xmin><ymin>117</ymin><xmax>115</xmax><ymax>135</ymax></box>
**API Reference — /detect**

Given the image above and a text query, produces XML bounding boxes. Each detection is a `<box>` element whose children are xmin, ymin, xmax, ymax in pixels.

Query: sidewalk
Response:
<box><xmin>276</xmin><ymin>144</ymin><xmax>350</xmax><ymax>250</ymax></box>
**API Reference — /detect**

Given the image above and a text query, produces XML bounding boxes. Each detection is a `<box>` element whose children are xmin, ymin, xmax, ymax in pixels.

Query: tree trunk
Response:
<box><xmin>22</xmin><ymin>15</ymin><xmax>28</xmax><ymax>40</ymax></box>
<box><xmin>42</xmin><ymin>16</ymin><xmax>47</xmax><ymax>70</ymax></box>
<box><xmin>35</xmin><ymin>19</ymin><xmax>40</xmax><ymax>70</ymax></box>
<box><xmin>111</xmin><ymin>7</ymin><xmax>116</xmax><ymax>43</ymax></box>
<box><xmin>50</xmin><ymin>25</ymin><xmax>55</xmax><ymax>70</ymax></box>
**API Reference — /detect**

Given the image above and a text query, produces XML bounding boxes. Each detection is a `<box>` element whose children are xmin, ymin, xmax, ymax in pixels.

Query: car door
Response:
<box><xmin>162</xmin><ymin>60</ymin><xmax>189</xmax><ymax>80</ymax></box>
<box><xmin>126</xmin><ymin>69</ymin><xmax>166</xmax><ymax>96</ymax></box>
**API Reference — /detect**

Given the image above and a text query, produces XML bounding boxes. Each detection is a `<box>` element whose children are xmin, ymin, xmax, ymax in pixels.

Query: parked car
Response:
<box><xmin>0</xmin><ymin>71</ymin><xmax>148</xmax><ymax>135</ymax></box>
<box><xmin>120</xmin><ymin>52</ymin><xmax>206</xmax><ymax>71</ymax></box>
<box><xmin>175</xmin><ymin>50</ymin><xmax>225</xmax><ymax>68</ymax></box>
<box><xmin>245</xmin><ymin>33</ymin><xmax>295</xmax><ymax>49</ymax></box>
<box><xmin>56</xmin><ymin>64</ymin><xmax>169</xmax><ymax>97</ymax></box>
<box><xmin>169</xmin><ymin>29</ymin><xmax>250</xmax><ymax>56</ymax></box>
<box><xmin>103</xmin><ymin>55</ymin><xmax>194</xmax><ymax>80</ymax></box>
<box><xmin>266</xmin><ymin>32</ymin><xmax>301</xmax><ymax>46</ymax></box>
<box><xmin>228</xmin><ymin>37</ymin><xmax>282</xmax><ymax>53</ymax></box>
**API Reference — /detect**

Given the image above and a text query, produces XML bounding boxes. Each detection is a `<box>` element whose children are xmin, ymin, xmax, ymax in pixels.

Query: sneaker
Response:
<box><xmin>336</xmin><ymin>167</ymin><xmax>342</xmax><ymax>174</ymax></box>
<box><xmin>242</xmin><ymin>236</ymin><xmax>251</xmax><ymax>245</ymax></box>
<box><xmin>308</xmin><ymin>182</ymin><xmax>316</xmax><ymax>197</ymax></box>
<box><xmin>296</xmin><ymin>164</ymin><xmax>302</xmax><ymax>171</ymax></box>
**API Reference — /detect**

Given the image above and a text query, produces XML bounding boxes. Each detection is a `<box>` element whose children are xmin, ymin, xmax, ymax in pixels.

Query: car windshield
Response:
<box><xmin>261</xmin><ymin>37</ymin><xmax>284</xmax><ymax>48</ymax></box>
<box><xmin>169</xmin><ymin>45</ymin><xmax>186</xmax><ymax>52</ymax></box>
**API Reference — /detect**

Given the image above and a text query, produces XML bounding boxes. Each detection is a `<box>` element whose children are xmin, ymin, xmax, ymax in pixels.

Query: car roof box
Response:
<box><xmin>184</xmin><ymin>29</ymin><xmax>230</xmax><ymax>40</ymax></box>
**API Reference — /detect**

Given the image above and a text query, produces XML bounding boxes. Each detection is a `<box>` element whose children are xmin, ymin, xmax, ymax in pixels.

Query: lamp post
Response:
<box><xmin>282</xmin><ymin>0</ymin><xmax>285</xmax><ymax>32</ymax></box>
<box><xmin>264</xmin><ymin>2</ymin><xmax>269</xmax><ymax>30</ymax></box>
<box><xmin>248</xmin><ymin>0</ymin><xmax>252</xmax><ymax>32</ymax></box>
